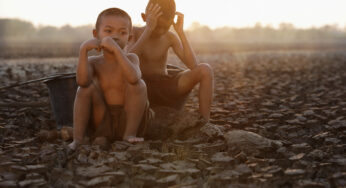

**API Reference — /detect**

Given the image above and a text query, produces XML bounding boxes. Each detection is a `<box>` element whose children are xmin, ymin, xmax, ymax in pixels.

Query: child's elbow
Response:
<box><xmin>128</xmin><ymin>71</ymin><xmax>142</xmax><ymax>84</ymax></box>
<box><xmin>76</xmin><ymin>78</ymin><xmax>91</xmax><ymax>88</ymax></box>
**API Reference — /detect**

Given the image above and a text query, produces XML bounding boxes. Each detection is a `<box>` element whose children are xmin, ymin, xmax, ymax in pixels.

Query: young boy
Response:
<box><xmin>127</xmin><ymin>0</ymin><xmax>214</xmax><ymax>123</ymax></box>
<box><xmin>69</xmin><ymin>8</ymin><xmax>150</xmax><ymax>150</ymax></box>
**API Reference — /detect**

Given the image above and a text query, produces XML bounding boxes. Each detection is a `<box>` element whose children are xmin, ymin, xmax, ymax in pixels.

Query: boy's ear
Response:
<box><xmin>141</xmin><ymin>13</ymin><xmax>146</xmax><ymax>22</ymax></box>
<box><xmin>92</xmin><ymin>29</ymin><xmax>97</xmax><ymax>38</ymax></box>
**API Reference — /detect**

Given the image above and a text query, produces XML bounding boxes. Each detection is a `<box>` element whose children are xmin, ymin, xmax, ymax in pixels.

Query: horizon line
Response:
<box><xmin>1</xmin><ymin>17</ymin><xmax>345</xmax><ymax>31</ymax></box>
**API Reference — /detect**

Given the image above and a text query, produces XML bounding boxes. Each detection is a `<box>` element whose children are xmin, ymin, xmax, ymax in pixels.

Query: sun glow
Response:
<box><xmin>0</xmin><ymin>0</ymin><xmax>345</xmax><ymax>29</ymax></box>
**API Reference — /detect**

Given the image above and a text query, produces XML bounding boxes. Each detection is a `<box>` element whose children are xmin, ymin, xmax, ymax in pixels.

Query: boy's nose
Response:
<box><xmin>112</xmin><ymin>37</ymin><xmax>119</xmax><ymax>43</ymax></box>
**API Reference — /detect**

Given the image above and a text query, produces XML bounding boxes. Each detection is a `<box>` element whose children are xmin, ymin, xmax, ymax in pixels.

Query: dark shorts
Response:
<box><xmin>142</xmin><ymin>65</ymin><xmax>190</xmax><ymax>110</ymax></box>
<box><xmin>90</xmin><ymin>102</ymin><xmax>152</xmax><ymax>141</ymax></box>
<box><xmin>88</xmin><ymin>79</ymin><xmax>153</xmax><ymax>141</ymax></box>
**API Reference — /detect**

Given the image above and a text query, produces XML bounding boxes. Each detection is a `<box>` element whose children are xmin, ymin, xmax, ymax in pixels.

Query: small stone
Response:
<box><xmin>331</xmin><ymin>172</ymin><xmax>346</xmax><ymax>187</ymax></box>
<box><xmin>0</xmin><ymin>162</ymin><xmax>16</xmax><ymax>168</ymax></box>
<box><xmin>234</xmin><ymin>152</ymin><xmax>247</xmax><ymax>163</ymax></box>
<box><xmin>77</xmin><ymin>153</ymin><xmax>88</xmax><ymax>163</ymax></box>
<box><xmin>0</xmin><ymin>180</ymin><xmax>17</xmax><ymax>188</ymax></box>
<box><xmin>286</xmin><ymin>119</ymin><xmax>301</xmax><ymax>124</ymax></box>
<box><xmin>211</xmin><ymin>152</ymin><xmax>234</xmax><ymax>164</ymax></box>
<box><xmin>297</xmin><ymin>180</ymin><xmax>325</xmax><ymax>188</ymax></box>
<box><xmin>156</xmin><ymin>174</ymin><xmax>179</xmax><ymax>185</ymax></box>
<box><xmin>193</xmin><ymin>141</ymin><xmax>226</xmax><ymax>154</ymax></box>
<box><xmin>303</xmin><ymin>110</ymin><xmax>315</xmax><ymax>116</ymax></box>
<box><xmin>139</xmin><ymin>158</ymin><xmax>163</xmax><ymax>165</ymax></box>
<box><xmin>307</xmin><ymin>149</ymin><xmax>325</xmax><ymax>160</ymax></box>
<box><xmin>224</xmin><ymin>130</ymin><xmax>282</xmax><ymax>155</ymax></box>
<box><xmin>10</xmin><ymin>165</ymin><xmax>27</xmax><ymax>173</ymax></box>
<box><xmin>25</xmin><ymin>164</ymin><xmax>46</xmax><ymax>172</ymax></box>
<box><xmin>262</xmin><ymin>101</ymin><xmax>275</xmax><ymax>107</ymax></box>
<box><xmin>103</xmin><ymin>171</ymin><xmax>126</xmax><ymax>177</ymax></box>
<box><xmin>289</xmin><ymin>153</ymin><xmax>305</xmax><ymax>160</ymax></box>
<box><xmin>276</xmin><ymin>146</ymin><xmax>287</xmax><ymax>154</ymax></box>
<box><xmin>206</xmin><ymin>166</ymin><xmax>224</xmax><ymax>175</ymax></box>
<box><xmin>234</xmin><ymin>164</ymin><xmax>252</xmax><ymax>176</ymax></box>
<box><xmin>284</xmin><ymin>168</ymin><xmax>305</xmax><ymax>176</ymax></box>
<box><xmin>13</xmin><ymin>153</ymin><xmax>29</xmax><ymax>159</ymax></box>
<box><xmin>261</xmin><ymin>165</ymin><xmax>282</xmax><ymax>174</ymax></box>
<box><xmin>12</xmin><ymin>138</ymin><xmax>36</xmax><ymax>145</ymax></box>
<box><xmin>76</xmin><ymin>165</ymin><xmax>112</xmax><ymax>178</ymax></box>
<box><xmin>103</xmin><ymin>171</ymin><xmax>125</xmax><ymax>184</ymax></box>
<box><xmin>127</xmin><ymin>142</ymin><xmax>150</xmax><ymax>155</ymax></box>
<box><xmin>296</xmin><ymin>115</ymin><xmax>307</xmax><ymax>122</ymax></box>
<box><xmin>324</xmin><ymin>137</ymin><xmax>340</xmax><ymax>145</ymax></box>
<box><xmin>25</xmin><ymin>173</ymin><xmax>41</xmax><ymax>179</ymax></box>
<box><xmin>110</xmin><ymin>151</ymin><xmax>127</xmax><ymax>161</ymax></box>
<box><xmin>133</xmin><ymin>174</ymin><xmax>156</xmax><ymax>187</ymax></box>
<box><xmin>160</xmin><ymin>153</ymin><xmax>176</xmax><ymax>161</ymax></box>
<box><xmin>133</xmin><ymin>164</ymin><xmax>158</xmax><ymax>173</ymax></box>
<box><xmin>329</xmin><ymin>156</ymin><xmax>346</xmax><ymax>166</ymax></box>
<box><xmin>291</xmin><ymin>143</ymin><xmax>312</xmax><ymax>153</ymax></box>
<box><xmin>180</xmin><ymin>168</ymin><xmax>200</xmax><ymax>176</ymax></box>
<box><xmin>269</xmin><ymin>113</ymin><xmax>283</xmax><ymax>118</ymax></box>
<box><xmin>200</xmin><ymin>123</ymin><xmax>223</xmax><ymax>138</ymax></box>
<box><xmin>312</xmin><ymin>132</ymin><xmax>329</xmax><ymax>142</ymax></box>
<box><xmin>212</xmin><ymin>170</ymin><xmax>240</xmax><ymax>180</ymax></box>
<box><xmin>111</xmin><ymin>141</ymin><xmax>131</xmax><ymax>151</ymax></box>
<box><xmin>173</xmin><ymin>160</ymin><xmax>196</xmax><ymax>170</ymax></box>
<box><xmin>80</xmin><ymin>176</ymin><xmax>115</xmax><ymax>187</ymax></box>
<box><xmin>19</xmin><ymin>178</ymin><xmax>47</xmax><ymax>187</ymax></box>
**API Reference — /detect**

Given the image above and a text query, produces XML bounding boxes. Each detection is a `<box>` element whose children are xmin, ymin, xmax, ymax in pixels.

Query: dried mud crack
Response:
<box><xmin>0</xmin><ymin>50</ymin><xmax>345</xmax><ymax>187</ymax></box>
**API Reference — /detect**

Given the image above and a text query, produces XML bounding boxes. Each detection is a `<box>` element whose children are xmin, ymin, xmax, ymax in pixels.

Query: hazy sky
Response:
<box><xmin>0</xmin><ymin>0</ymin><xmax>345</xmax><ymax>29</ymax></box>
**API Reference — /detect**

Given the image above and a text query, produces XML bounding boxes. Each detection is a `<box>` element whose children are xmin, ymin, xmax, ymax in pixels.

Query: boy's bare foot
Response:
<box><xmin>123</xmin><ymin>136</ymin><xmax>144</xmax><ymax>143</ymax></box>
<box><xmin>68</xmin><ymin>140</ymin><xmax>80</xmax><ymax>150</ymax></box>
<box><xmin>196</xmin><ymin>115</ymin><xmax>209</xmax><ymax>126</ymax></box>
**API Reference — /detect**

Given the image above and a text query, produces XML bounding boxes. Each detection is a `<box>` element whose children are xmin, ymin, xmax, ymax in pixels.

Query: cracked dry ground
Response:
<box><xmin>0</xmin><ymin>50</ymin><xmax>345</xmax><ymax>187</ymax></box>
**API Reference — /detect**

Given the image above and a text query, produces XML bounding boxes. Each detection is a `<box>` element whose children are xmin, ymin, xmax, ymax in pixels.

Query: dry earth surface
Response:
<box><xmin>0</xmin><ymin>50</ymin><xmax>345</xmax><ymax>187</ymax></box>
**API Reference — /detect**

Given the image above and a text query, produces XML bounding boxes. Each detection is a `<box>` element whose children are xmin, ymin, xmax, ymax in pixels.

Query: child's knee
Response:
<box><xmin>198</xmin><ymin>63</ymin><xmax>213</xmax><ymax>78</ymax></box>
<box><xmin>76</xmin><ymin>84</ymin><xmax>102</xmax><ymax>103</ymax></box>
<box><xmin>76</xmin><ymin>85</ymin><xmax>94</xmax><ymax>98</ymax></box>
<box><xmin>127</xmin><ymin>79</ymin><xmax>147</xmax><ymax>96</ymax></box>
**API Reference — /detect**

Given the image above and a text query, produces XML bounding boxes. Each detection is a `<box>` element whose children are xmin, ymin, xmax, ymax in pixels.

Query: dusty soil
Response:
<box><xmin>0</xmin><ymin>50</ymin><xmax>345</xmax><ymax>187</ymax></box>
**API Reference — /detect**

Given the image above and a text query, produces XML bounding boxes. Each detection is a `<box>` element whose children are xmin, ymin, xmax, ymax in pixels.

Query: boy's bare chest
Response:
<box><xmin>94</xmin><ymin>63</ymin><xmax>124</xmax><ymax>89</ymax></box>
<box><xmin>140</xmin><ymin>39</ymin><xmax>170</xmax><ymax>62</ymax></box>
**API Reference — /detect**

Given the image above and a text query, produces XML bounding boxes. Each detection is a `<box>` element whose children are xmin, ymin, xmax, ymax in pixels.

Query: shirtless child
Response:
<box><xmin>69</xmin><ymin>8</ymin><xmax>150</xmax><ymax>150</ymax></box>
<box><xmin>128</xmin><ymin>0</ymin><xmax>214</xmax><ymax>123</ymax></box>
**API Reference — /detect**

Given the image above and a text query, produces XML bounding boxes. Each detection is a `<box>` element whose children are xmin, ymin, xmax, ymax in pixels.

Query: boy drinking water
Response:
<box><xmin>128</xmin><ymin>0</ymin><xmax>214</xmax><ymax>123</ymax></box>
<box><xmin>69</xmin><ymin>8</ymin><xmax>150</xmax><ymax>150</ymax></box>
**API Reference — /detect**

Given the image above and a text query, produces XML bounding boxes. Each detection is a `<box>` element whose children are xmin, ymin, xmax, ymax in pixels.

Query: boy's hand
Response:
<box><xmin>173</xmin><ymin>12</ymin><xmax>184</xmax><ymax>34</ymax></box>
<box><xmin>145</xmin><ymin>3</ymin><xmax>162</xmax><ymax>31</ymax></box>
<box><xmin>100</xmin><ymin>36</ymin><xmax>119</xmax><ymax>53</ymax></box>
<box><xmin>81</xmin><ymin>38</ymin><xmax>101</xmax><ymax>52</ymax></box>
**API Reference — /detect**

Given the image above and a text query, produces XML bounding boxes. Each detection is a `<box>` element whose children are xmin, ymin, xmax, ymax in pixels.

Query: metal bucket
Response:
<box><xmin>44</xmin><ymin>75</ymin><xmax>77</xmax><ymax>129</ymax></box>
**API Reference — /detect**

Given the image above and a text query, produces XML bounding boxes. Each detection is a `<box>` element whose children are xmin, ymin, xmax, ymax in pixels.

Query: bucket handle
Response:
<box><xmin>0</xmin><ymin>72</ymin><xmax>75</xmax><ymax>92</ymax></box>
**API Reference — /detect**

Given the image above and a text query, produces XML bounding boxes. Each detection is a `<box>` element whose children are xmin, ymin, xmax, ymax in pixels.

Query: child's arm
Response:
<box><xmin>127</xmin><ymin>3</ymin><xmax>162</xmax><ymax>54</ymax></box>
<box><xmin>77</xmin><ymin>38</ymin><xmax>100</xmax><ymax>87</ymax></box>
<box><xmin>170</xmin><ymin>12</ymin><xmax>198</xmax><ymax>70</ymax></box>
<box><xmin>100</xmin><ymin>37</ymin><xmax>141</xmax><ymax>84</ymax></box>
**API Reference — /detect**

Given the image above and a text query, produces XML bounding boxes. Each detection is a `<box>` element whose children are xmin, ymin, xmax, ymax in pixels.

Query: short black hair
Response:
<box><xmin>95</xmin><ymin>8</ymin><xmax>132</xmax><ymax>31</ymax></box>
<box><xmin>148</xmin><ymin>0</ymin><xmax>176</xmax><ymax>20</ymax></box>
